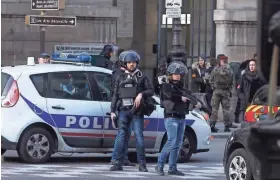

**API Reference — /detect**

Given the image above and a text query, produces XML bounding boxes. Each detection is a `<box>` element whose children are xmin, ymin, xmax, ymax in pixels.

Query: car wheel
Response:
<box><xmin>1</xmin><ymin>148</ymin><xmax>7</xmax><ymax>155</ymax></box>
<box><xmin>226</xmin><ymin>148</ymin><xmax>253</xmax><ymax>180</ymax></box>
<box><xmin>18</xmin><ymin>127</ymin><xmax>54</xmax><ymax>163</ymax></box>
<box><xmin>177</xmin><ymin>132</ymin><xmax>194</xmax><ymax>163</ymax></box>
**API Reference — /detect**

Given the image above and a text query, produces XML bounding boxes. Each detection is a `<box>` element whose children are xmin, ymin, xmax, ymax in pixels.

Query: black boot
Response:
<box><xmin>109</xmin><ymin>164</ymin><xmax>123</xmax><ymax>171</ymax></box>
<box><xmin>234</xmin><ymin>115</ymin><xmax>240</xmax><ymax>123</ymax></box>
<box><xmin>155</xmin><ymin>165</ymin><xmax>164</xmax><ymax>176</ymax></box>
<box><xmin>224</xmin><ymin>126</ymin><xmax>231</xmax><ymax>132</ymax></box>
<box><xmin>168</xmin><ymin>169</ymin><xmax>185</xmax><ymax>176</ymax></box>
<box><xmin>139</xmin><ymin>164</ymin><xmax>148</xmax><ymax>172</ymax></box>
<box><xmin>229</xmin><ymin>123</ymin><xmax>238</xmax><ymax>128</ymax></box>
<box><xmin>210</xmin><ymin>124</ymin><xmax>219</xmax><ymax>133</ymax></box>
<box><xmin>240</xmin><ymin>111</ymin><xmax>245</xmax><ymax>122</ymax></box>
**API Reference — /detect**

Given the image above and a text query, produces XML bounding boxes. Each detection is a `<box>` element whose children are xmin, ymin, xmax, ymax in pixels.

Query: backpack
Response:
<box><xmin>215</xmin><ymin>66</ymin><xmax>233</xmax><ymax>86</ymax></box>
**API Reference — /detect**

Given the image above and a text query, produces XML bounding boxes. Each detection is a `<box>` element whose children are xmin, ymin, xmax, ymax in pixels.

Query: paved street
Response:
<box><xmin>2</xmin><ymin>139</ymin><xmax>227</xmax><ymax>180</ymax></box>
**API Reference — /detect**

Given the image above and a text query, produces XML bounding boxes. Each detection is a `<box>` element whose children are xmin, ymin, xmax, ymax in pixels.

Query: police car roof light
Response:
<box><xmin>27</xmin><ymin>57</ymin><xmax>35</xmax><ymax>66</ymax></box>
<box><xmin>50</xmin><ymin>53</ymin><xmax>92</xmax><ymax>66</ymax></box>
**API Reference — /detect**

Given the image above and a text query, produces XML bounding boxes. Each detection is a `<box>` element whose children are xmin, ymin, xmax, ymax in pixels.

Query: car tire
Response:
<box><xmin>18</xmin><ymin>127</ymin><xmax>54</xmax><ymax>164</ymax></box>
<box><xmin>226</xmin><ymin>148</ymin><xmax>253</xmax><ymax>180</ymax></box>
<box><xmin>177</xmin><ymin>131</ymin><xmax>194</xmax><ymax>163</ymax></box>
<box><xmin>1</xmin><ymin>148</ymin><xmax>7</xmax><ymax>155</ymax></box>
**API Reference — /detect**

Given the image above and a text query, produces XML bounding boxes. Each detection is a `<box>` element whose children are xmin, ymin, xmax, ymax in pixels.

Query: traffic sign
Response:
<box><xmin>165</xmin><ymin>0</ymin><xmax>182</xmax><ymax>8</ymax></box>
<box><xmin>166</xmin><ymin>8</ymin><xmax>181</xmax><ymax>18</ymax></box>
<box><xmin>25</xmin><ymin>15</ymin><xmax>76</xmax><ymax>26</ymax></box>
<box><xmin>31</xmin><ymin>0</ymin><xmax>65</xmax><ymax>10</ymax></box>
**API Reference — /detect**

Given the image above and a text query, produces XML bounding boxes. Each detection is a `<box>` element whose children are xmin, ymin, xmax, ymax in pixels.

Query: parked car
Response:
<box><xmin>1</xmin><ymin>54</ymin><xmax>212</xmax><ymax>163</ymax></box>
<box><xmin>245</xmin><ymin>85</ymin><xmax>280</xmax><ymax>123</ymax></box>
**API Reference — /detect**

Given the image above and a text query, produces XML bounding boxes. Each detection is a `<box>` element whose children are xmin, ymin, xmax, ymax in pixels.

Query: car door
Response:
<box><xmin>91</xmin><ymin>72</ymin><xmax>116</xmax><ymax>148</ymax></box>
<box><xmin>46</xmin><ymin>71</ymin><xmax>104</xmax><ymax>148</ymax></box>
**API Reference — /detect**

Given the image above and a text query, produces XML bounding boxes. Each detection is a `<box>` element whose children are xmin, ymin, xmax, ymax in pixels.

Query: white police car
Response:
<box><xmin>1</xmin><ymin>54</ymin><xmax>211</xmax><ymax>163</ymax></box>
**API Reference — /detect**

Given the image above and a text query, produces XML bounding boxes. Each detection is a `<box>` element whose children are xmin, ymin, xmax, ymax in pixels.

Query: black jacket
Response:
<box><xmin>110</xmin><ymin>68</ymin><xmax>125</xmax><ymax>97</ymax></box>
<box><xmin>161</xmin><ymin>81</ymin><xmax>198</xmax><ymax>118</ymax></box>
<box><xmin>110</xmin><ymin>71</ymin><xmax>154</xmax><ymax>113</ymax></box>
<box><xmin>238</xmin><ymin>70</ymin><xmax>267</xmax><ymax>110</ymax></box>
<box><xmin>190</xmin><ymin>62</ymin><xmax>210</xmax><ymax>93</ymax></box>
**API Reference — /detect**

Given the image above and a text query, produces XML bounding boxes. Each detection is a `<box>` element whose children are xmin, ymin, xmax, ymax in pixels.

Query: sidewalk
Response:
<box><xmin>211</xmin><ymin>122</ymin><xmax>241</xmax><ymax>139</ymax></box>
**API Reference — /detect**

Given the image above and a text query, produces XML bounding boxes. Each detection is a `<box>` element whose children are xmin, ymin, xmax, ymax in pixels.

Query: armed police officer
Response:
<box><xmin>109</xmin><ymin>51</ymin><xmax>154</xmax><ymax>172</ymax></box>
<box><xmin>155</xmin><ymin>62</ymin><xmax>201</xmax><ymax>176</ymax></box>
<box><xmin>110</xmin><ymin>50</ymin><xmax>135</xmax><ymax>166</ymax></box>
<box><xmin>209</xmin><ymin>55</ymin><xmax>235</xmax><ymax>132</ymax></box>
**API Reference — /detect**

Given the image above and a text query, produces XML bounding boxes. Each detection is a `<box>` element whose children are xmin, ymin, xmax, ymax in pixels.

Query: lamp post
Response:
<box><xmin>166</xmin><ymin>0</ymin><xmax>188</xmax><ymax>87</ymax></box>
<box><xmin>170</xmin><ymin>17</ymin><xmax>186</xmax><ymax>64</ymax></box>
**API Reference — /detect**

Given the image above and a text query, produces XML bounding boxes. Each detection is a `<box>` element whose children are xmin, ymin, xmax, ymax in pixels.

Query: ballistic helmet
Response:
<box><xmin>123</xmin><ymin>50</ymin><xmax>140</xmax><ymax>63</ymax></box>
<box><xmin>167</xmin><ymin>61</ymin><xmax>188</xmax><ymax>75</ymax></box>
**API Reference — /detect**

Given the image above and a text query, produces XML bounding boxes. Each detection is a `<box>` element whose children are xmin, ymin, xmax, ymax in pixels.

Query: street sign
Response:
<box><xmin>165</xmin><ymin>0</ymin><xmax>182</xmax><ymax>8</ymax></box>
<box><xmin>25</xmin><ymin>15</ymin><xmax>76</xmax><ymax>26</ymax></box>
<box><xmin>31</xmin><ymin>0</ymin><xmax>65</xmax><ymax>10</ymax></box>
<box><xmin>166</xmin><ymin>8</ymin><xmax>181</xmax><ymax>18</ymax></box>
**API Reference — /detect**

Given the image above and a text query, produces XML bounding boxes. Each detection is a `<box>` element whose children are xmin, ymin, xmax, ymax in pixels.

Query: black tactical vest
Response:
<box><xmin>119</xmin><ymin>74</ymin><xmax>138</xmax><ymax>107</ymax></box>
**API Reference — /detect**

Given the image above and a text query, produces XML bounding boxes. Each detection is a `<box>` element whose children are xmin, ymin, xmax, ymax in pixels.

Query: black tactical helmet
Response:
<box><xmin>123</xmin><ymin>51</ymin><xmax>140</xmax><ymax>63</ymax></box>
<box><xmin>167</xmin><ymin>61</ymin><xmax>188</xmax><ymax>75</ymax></box>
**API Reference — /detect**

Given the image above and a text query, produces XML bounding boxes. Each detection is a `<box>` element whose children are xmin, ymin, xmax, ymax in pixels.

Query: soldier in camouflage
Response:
<box><xmin>209</xmin><ymin>55</ymin><xmax>236</xmax><ymax>132</ymax></box>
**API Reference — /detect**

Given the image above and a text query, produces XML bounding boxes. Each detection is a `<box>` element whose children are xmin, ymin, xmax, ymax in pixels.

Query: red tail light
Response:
<box><xmin>1</xmin><ymin>80</ymin><xmax>19</xmax><ymax>107</ymax></box>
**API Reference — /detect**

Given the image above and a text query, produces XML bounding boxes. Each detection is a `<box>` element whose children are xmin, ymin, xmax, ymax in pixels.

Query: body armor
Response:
<box><xmin>119</xmin><ymin>73</ymin><xmax>138</xmax><ymax>108</ymax></box>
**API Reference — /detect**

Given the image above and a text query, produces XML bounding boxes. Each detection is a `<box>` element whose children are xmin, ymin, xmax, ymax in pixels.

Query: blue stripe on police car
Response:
<box><xmin>21</xmin><ymin>94</ymin><xmax>195</xmax><ymax>131</ymax></box>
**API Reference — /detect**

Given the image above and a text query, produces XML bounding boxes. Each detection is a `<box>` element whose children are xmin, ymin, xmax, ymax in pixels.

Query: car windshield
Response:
<box><xmin>252</xmin><ymin>85</ymin><xmax>280</xmax><ymax>106</ymax></box>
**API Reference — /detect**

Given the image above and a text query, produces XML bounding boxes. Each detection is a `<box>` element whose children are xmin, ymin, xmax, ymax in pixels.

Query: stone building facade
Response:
<box><xmin>1</xmin><ymin>0</ymin><xmax>132</xmax><ymax>65</ymax></box>
<box><xmin>214</xmin><ymin>0</ymin><xmax>257</xmax><ymax>61</ymax></box>
<box><xmin>1</xmin><ymin>0</ymin><xmax>258</xmax><ymax>75</ymax></box>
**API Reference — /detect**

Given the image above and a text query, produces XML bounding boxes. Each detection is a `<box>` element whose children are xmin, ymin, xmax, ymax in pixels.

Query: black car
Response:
<box><xmin>223</xmin><ymin>111</ymin><xmax>280</xmax><ymax>180</ymax></box>
<box><xmin>223</xmin><ymin>125</ymin><xmax>256</xmax><ymax>180</ymax></box>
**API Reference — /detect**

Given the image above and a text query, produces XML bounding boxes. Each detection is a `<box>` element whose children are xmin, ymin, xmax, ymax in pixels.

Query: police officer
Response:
<box><xmin>110</xmin><ymin>50</ymin><xmax>135</xmax><ymax>166</ymax></box>
<box><xmin>155</xmin><ymin>62</ymin><xmax>201</xmax><ymax>176</ymax></box>
<box><xmin>38</xmin><ymin>53</ymin><xmax>50</xmax><ymax>64</ymax></box>
<box><xmin>209</xmin><ymin>55</ymin><xmax>235</xmax><ymax>132</ymax></box>
<box><xmin>109</xmin><ymin>51</ymin><xmax>153</xmax><ymax>172</ymax></box>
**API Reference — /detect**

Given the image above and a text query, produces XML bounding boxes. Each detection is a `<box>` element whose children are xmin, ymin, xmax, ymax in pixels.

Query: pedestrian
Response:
<box><xmin>109</xmin><ymin>51</ymin><xmax>153</xmax><ymax>172</ymax></box>
<box><xmin>100</xmin><ymin>44</ymin><xmax>119</xmax><ymax>69</ymax></box>
<box><xmin>191</xmin><ymin>55</ymin><xmax>210</xmax><ymax>93</ymax></box>
<box><xmin>38</xmin><ymin>53</ymin><xmax>50</xmax><ymax>64</ymax></box>
<box><xmin>209</xmin><ymin>55</ymin><xmax>236</xmax><ymax>132</ymax></box>
<box><xmin>110</xmin><ymin>50</ymin><xmax>135</xmax><ymax>167</ymax></box>
<box><xmin>237</xmin><ymin>59</ymin><xmax>267</xmax><ymax>122</ymax></box>
<box><xmin>155</xmin><ymin>62</ymin><xmax>201</xmax><ymax>176</ymax></box>
<box><xmin>205</xmin><ymin>57</ymin><xmax>217</xmax><ymax>111</ymax></box>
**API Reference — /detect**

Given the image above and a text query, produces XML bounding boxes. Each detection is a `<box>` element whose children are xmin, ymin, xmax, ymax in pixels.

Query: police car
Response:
<box><xmin>1</xmin><ymin>53</ymin><xmax>211</xmax><ymax>163</ymax></box>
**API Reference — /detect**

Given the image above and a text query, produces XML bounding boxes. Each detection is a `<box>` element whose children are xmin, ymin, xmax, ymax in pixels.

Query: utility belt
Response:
<box><xmin>119</xmin><ymin>106</ymin><xmax>134</xmax><ymax>111</ymax></box>
<box><xmin>214</xmin><ymin>85</ymin><xmax>231</xmax><ymax>90</ymax></box>
<box><xmin>165</xmin><ymin>113</ymin><xmax>185</xmax><ymax>119</ymax></box>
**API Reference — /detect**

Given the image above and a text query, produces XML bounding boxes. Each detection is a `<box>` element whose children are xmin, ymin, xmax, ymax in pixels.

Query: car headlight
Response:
<box><xmin>191</xmin><ymin>110</ymin><xmax>206</xmax><ymax>121</ymax></box>
<box><xmin>191</xmin><ymin>108</ymin><xmax>209</xmax><ymax>121</ymax></box>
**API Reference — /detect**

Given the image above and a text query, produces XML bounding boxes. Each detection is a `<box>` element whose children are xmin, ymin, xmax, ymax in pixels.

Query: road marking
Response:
<box><xmin>1</xmin><ymin>163</ymin><xmax>226</xmax><ymax>179</ymax></box>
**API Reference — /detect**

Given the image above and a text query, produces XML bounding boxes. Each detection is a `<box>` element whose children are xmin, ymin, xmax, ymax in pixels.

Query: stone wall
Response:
<box><xmin>214</xmin><ymin>0</ymin><xmax>257</xmax><ymax>61</ymax></box>
<box><xmin>1</xmin><ymin>0</ymin><xmax>134</xmax><ymax>65</ymax></box>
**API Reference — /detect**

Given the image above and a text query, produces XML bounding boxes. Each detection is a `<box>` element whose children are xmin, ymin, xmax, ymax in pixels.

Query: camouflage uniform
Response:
<box><xmin>209</xmin><ymin>64</ymin><xmax>235</xmax><ymax>130</ymax></box>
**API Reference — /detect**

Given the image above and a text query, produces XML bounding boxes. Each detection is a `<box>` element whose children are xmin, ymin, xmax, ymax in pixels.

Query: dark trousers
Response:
<box><xmin>113</xmin><ymin>110</ymin><xmax>146</xmax><ymax>166</ymax></box>
<box><xmin>235</xmin><ymin>96</ymin><xmax>241</xmax><ymax>122</ymax></box>
<box><xmin>206</xmin><ymin>92</ymin><xmax>213</xmax><ymax>111</ymax></box>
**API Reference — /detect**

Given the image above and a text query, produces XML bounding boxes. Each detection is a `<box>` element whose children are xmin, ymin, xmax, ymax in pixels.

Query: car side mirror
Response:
<box><xmin>253</xmin><ymin>98</ymin><xmax>262</xmax><ymax>105</ymax></box>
